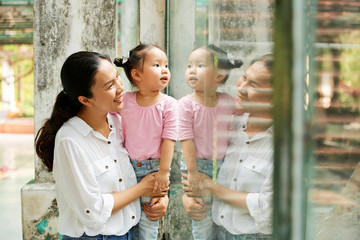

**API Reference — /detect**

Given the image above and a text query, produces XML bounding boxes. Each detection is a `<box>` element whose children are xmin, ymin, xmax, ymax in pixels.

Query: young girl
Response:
<box><xmin>178</xmin><ymin>44</ymin><xmax>242</xmax><ymax>240</ymax></box>
<box><xmin>113</xmin><ymin>43</ymin><xmax>177</xmax><ymax>240</ymax></box>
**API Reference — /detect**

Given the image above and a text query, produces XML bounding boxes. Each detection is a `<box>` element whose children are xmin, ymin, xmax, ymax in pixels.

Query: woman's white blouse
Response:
<box><xmin>212</xmin><ymin>114</ymin><xmax>273</xmax><ymax>235</ymax></box>
<box><xmin>53</xmin><ymin>114</ymin><xmax>140</xmax><ymax>237</ymax></box>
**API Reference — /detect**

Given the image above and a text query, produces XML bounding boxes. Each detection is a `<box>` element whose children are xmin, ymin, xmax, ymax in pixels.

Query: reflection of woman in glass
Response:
<box><xmin>178</xmin><ymin>45</ymin><xmax>242</xmax><ymax>240</ymax></box>
<box><xmin>183</xmin><ymin>55</ymin><xmax>273</xmax><ymax>240</ymax></box>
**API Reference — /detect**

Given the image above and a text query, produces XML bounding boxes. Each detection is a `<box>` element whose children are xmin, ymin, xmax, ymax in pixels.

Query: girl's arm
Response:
<box><xmin>181</xmin><ymin>139</ymin><xmax>197</xmax><ymax>174</ymax></box>
<box><xmin>154</xmin><ymin>138</ymin><xmax>175</xmax><ymax>191</ymax></box>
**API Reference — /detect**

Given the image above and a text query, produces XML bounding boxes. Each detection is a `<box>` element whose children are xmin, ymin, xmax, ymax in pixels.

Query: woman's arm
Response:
<box><xmin>182</xmin><ymin>173</ymin><xmax>248</xmax><ymax>211</ymax></box>
<box><xmin>112</xmin><ymin>172</ymin><xmax>168</xmax><ymax>214</ymax></box>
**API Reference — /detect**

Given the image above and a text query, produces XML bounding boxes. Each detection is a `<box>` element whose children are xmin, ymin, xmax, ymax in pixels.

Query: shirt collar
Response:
<box><xmin>68</xmin><ymin>114</ymin><xmax>114</xmax><ymax>138</ymax></box>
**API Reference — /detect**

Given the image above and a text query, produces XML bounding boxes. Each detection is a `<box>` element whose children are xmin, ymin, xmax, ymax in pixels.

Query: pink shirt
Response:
<box><xmin>178</xmin><ymin>93</ymin><xmax>241</xmax><ymax>160</ymax></box>
<box><xmin>119</xmin><ymin>92</ymin><xmax>177</xmax><ymax>161</ymax></box>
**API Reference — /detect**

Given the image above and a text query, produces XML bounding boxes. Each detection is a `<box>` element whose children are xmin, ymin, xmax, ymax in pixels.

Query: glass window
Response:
<box><xmin>306</xmin><ymin>1</ymin><xmax>360</xmax><ymax>239</ymax></box>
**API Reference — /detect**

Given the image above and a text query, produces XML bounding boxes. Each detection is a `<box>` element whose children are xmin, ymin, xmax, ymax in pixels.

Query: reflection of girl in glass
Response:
<box><xmin>178</xmin><ymin>44</ymin><xmax>242</xmax><ymax>240</ymax></box>
<box><xmin>183</xmin><ymin>55</ymin><xmax>274</xmax><ymax>240</ymax></box>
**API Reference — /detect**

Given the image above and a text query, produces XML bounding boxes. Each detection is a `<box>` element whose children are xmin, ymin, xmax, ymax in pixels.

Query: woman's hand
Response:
<box><xmin>182</xmin><ymin>194</ymin><xmax>209</xmax><ymax>220</ymax></box>
<box><xmin>182</xmin><ymin>172</ymin><xmax>213</xmax><ymax>197</ymax></box>
<box><xmin>140</xmin><ymin>173</ymin><xmax>169</xmax><ymax>197</ymax></box>
<box><xmin>143</xmin><ymin>195</ymin><xmax>169</xmax><ymax>220</ymax></box>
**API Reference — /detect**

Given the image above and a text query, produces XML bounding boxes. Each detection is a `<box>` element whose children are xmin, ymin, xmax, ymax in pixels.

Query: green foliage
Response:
<box><xmin>0</xmin><ymin>44</ymin><xmax>34</xmax><ymax>117</ymax></box>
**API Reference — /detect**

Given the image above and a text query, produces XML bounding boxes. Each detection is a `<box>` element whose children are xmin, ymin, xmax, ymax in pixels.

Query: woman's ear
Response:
<box><xmin>131</xmin><ymin>68</ymin><xmax>142</xmax><ymax>83</ymax></box>
<box><xmin>216</xmin><ymin>69</ymin><xmax>226</xmax><ymax>83</ymax></box>
<box><xmin>78</xmin><ymin>96</ymin><xmax>93</xmax><ymax>107</ymax></box>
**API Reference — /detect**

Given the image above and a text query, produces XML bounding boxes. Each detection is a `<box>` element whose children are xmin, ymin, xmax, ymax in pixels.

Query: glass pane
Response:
<box><xmin>306</xmin><ymin>0</ymin><xmax>360</xmax><ymax>239</ymax></box>
<box><xmin>178</xmin><ymin>0</ymin><xmax>274</xmax><ymax>239</ymax></box>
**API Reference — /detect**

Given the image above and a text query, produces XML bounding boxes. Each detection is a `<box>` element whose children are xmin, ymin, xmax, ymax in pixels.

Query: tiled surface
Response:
<box><xmin>0</xmin><ymin>133</ymin><xmax>34</xmax><ymax>239</ymax></box>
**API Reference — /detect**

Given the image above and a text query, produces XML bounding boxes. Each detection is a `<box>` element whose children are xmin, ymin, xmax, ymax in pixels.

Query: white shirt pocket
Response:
<box><xmin>92</xmin><ymin>156</ymin><xmax>118</xmax><ymax>193</ymax></box>
<box><xmin>243</xmin><ymin>156</ymin><xmax>272</xmax><ymax>177</ymax></box>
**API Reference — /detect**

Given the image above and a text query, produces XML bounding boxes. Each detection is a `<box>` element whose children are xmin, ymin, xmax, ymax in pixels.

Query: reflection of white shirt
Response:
<box><xmin>212</xmin><ymin>114</ymin><xmax>273</xmax><ymax>235</ymax></box>
<box><xmin>53</xmin><ymin>114</ymin><xmax>140</xmax><ymax>237</ymax></box>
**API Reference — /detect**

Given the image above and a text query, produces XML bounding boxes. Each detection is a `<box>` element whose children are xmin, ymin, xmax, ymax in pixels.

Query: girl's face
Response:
<box><xmin>236</xmin><ymin>61</ymin><xmax>272</xmax><ymax>112</ymax></box>
<box><xmin>185</xmin><ymin>48</ymin><xmax>222</xmax><ymax>94</ymax></box>
<box><xmin>136</xmin><ymin>47</ymin><xmax>170</xmax><ymax>91</ymax></box>
<box><xmin>88</xmin><ymin>59</ymin><xmax>124</xmax><ymax>113</ymax></box>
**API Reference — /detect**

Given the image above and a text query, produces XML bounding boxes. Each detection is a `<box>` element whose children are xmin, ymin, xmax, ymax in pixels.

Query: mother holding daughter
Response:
<box><xmin>35</xmin><ymin>51</ymin><xmax>169</xmax><ymax>240</ymax></box>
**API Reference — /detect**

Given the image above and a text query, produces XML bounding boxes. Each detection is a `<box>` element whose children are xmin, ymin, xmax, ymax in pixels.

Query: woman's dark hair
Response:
<box><xmin>202</xmin><ymin>44</ymin><xmax>243</xmax><ymax>83</ymax></box>
<box><xmin>113</xmin><ymin>43</ymin><xmax>164</xmax><ymax>86</ymax></box>
<box><xmin>250</xmin><ymin>54</ymin><xmax>273</xmax><ymax>72</ymax></box>
<box><xmin>35</xmin><ymin>51</ymin><xmax>111</xmax><ymax>171</ymax></box>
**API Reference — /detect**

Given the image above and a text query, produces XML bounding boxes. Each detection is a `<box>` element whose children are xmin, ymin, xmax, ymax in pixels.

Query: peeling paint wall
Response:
<box><xmin>22</xmin><ymin>0</ymin><xmax>117</xmax><ymax>239</ymax></box>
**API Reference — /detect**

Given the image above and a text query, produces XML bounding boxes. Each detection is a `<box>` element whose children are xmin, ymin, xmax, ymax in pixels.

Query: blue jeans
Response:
<box><xmin>130</xmin><ymin>158</ymin><xmax>160</xmax><ymax>240</ymax></box>
<box><xmin>61</xmin><ymin>229</ymin><xmax>132</xmax><ymax>240</ymax></box>
<box><xmin>181</xmin><ymin>157</ymin><xmax>224</xmax><ymax>240</ymax></box>
<box><xmin>215</xmin><ymin>226</ymin><xmax>272</xmax><ymax>240</ymax></box>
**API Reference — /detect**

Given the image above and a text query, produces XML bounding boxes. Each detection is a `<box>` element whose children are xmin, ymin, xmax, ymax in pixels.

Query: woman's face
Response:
<box><xmin>185</xmin><ymin>48</ymin><xmax>221</xmax><ymax>94</ymax></box>
<box><xmin>236</xmin><ymin>61</ymin><xmax>272</xmax><ymax>113</ymax></box>
<box><xmin>88</xmin><ymin>59</ymin><xmax>124</xmax><ymax>113</ymax></box>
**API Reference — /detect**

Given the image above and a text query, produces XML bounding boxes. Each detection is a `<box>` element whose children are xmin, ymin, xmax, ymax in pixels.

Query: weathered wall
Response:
<box><xmin>22</xmin><ymin>0</ymin><xmax>117</xmax><ymax>239</ymax></box>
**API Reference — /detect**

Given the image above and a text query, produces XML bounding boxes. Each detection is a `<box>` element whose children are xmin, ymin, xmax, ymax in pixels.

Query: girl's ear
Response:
<box><xmin>78</xmin><ymin>96</ymin><xmax>93</xmax><ymax>107</ymax></box>
<box><xmin>131</xmin><ymin>68</ymin><xmax>142</xmax><ymax>83</ymax></box>
<box><xmin>216</xmin><ymin>69</ymin><xmax>226</xmax><ymax>83</ymax></box>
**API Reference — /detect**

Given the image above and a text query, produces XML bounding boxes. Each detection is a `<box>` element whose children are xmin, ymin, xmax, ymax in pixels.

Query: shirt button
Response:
<box><xmin>252</xmin><ymin>165</ymin><xmax>256</xmax><ymax>169</ymax></box>
<box><xmin>105</xmin><ymin>165</ymin><xmax>109</xmax><ymax>169</ymax></box>
<box><xmin>114</xmin><ymin>159</ymin><xmax>117</xmax><ymax>163</ymax></box>
<box><xmin>107</xmin><ymin>141</ymin><xmax>111</xmax><ymax>144</ymax></box>
<box><xmin>220</xmin><ymin>215</ymin><xmax>224</xmax><ymax>219</ymax></box>
<box><xmin>239</xmin><ymin>159</ymin><xmax>243</xmax><ymax>163</ymax></box>
<box><xmin>85</xmin><ymin>209</ymin><xmax>90</xmax><ymax>214</ymax></box>
<box><xmin>119</xmin><ymin>178</ymin><xmax>122</xmax><ymax>182</ymax></box>
<box><xmin>137</xmin><ymin>163</ymin><xmax>142</xmax><ymax>167</ymax></box>
<box><xmin>234</xmin><ymin>178</ymin><xmax>237</xmax><ymax>182</ymax></box>
<box><xmin>246</xmin><ymin>141</ymin><xmax>250</xmax><ymax>144</ymax></box>
<box><xmin>132</xmin><ymin>216</ymin><xmax>135</xmax><ymax>219</ymax></box>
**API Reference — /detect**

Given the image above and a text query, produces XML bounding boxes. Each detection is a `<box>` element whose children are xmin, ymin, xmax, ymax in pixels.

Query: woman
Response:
<box><xmin>35</xmin><ymin>51</ymin><xmax>169</xmax><ymax>239</ymax></box>
<box><xmin>182</xmin><ymin>55</ymin><xmax>273</xmax><ymax>240</ymax></box>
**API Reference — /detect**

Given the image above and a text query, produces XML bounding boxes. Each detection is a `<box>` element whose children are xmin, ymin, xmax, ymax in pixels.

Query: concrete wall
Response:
<box><xmin>22</xmin><ymin>0</ymin><xmax>117</xmax><ymax>239</ymax></box>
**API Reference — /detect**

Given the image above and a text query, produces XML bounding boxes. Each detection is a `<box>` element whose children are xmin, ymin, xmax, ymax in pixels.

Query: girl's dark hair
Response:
<box><xmin>203</xmin><ymin>44</ymin><xmax>243</xmax><ymax>83</ymax></box>
<box><xmin>35</xmin><ymin>51</ymin><xmax>111</xmax><ymax>171</ymax></box>
<box><xmin>113</xmin><ymin>43</ymin><xmax>163</xmax><ymax>86</ymax></box>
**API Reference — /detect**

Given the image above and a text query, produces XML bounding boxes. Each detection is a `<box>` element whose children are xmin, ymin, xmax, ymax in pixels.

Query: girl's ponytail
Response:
<box><xmin>205</xmin><ymin>44</ymin><xmax>243</xmax><ymax>83</ymax></box>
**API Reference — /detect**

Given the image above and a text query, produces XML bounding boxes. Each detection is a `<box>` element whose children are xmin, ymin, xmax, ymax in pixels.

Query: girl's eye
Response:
<box><xmin>187</xmin><ymin>64</ymin><xmax>192</xmax><ymax>68</ymax></box>
<box><xmin>198</xmin><ymin>64</ymin><xmax>205</xmax><ymax>68</ymax></box>
<box><xmin>165</xmin><ymin>65</ymin><xmax>168</xmax><ymax>68</ymax></box>
<box><xmin>154</xmin><ymin>64</ymin><xmax>160</xmax><ymax>67</ymax></box>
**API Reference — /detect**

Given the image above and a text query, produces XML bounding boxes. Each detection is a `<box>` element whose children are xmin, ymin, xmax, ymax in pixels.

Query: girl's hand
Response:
<box><xmin>182</xmin><ymin>172</ymin><xmax>213</xmax><ymax>197</ymax></box>
<box><xmin>140</xmin><ymin>173</ymin><xmax>168</xmax><ymax>197</ymax></box>
<box><xmin>143</xmin><ymin>195</ymin><xmax>169</xmax><ymax>220</ymax></box>
<box><xmin>153</xmin><ymin>171</ymin><xmax>170</xmax><ymax>192</ymax></box>
<box><xmin>182</xmin><ymin>194</ymin><xmax>209</xmax><ymax>220</ymax></box>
